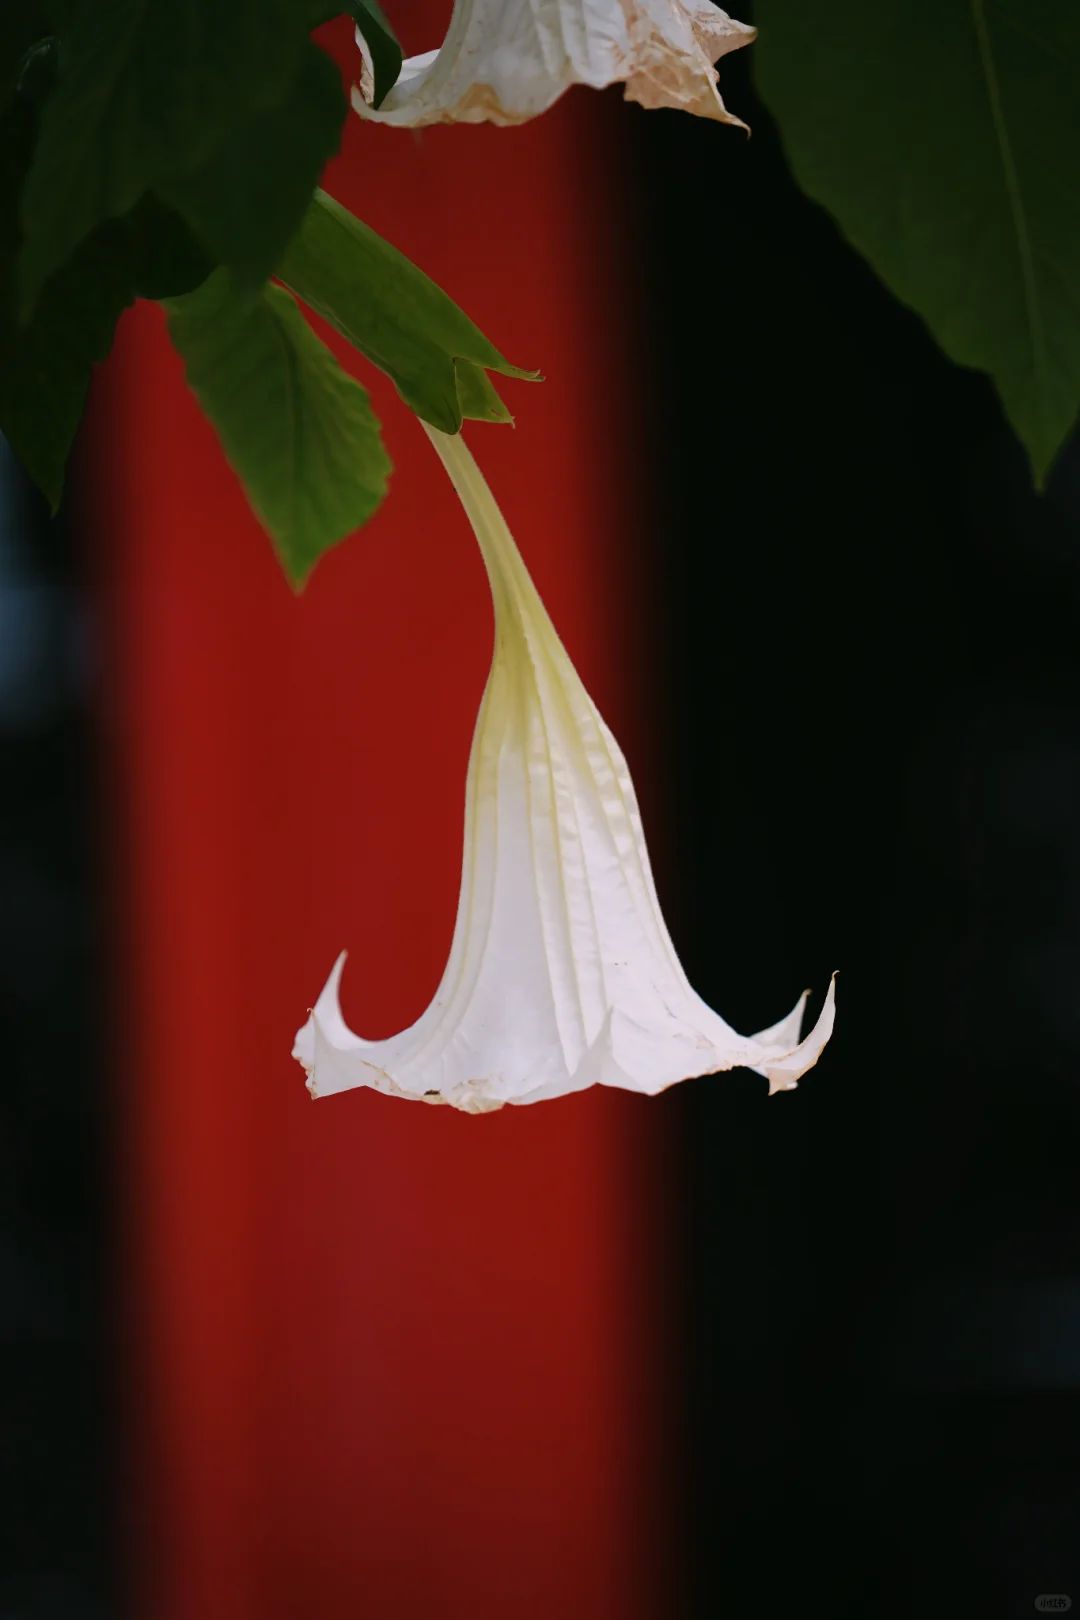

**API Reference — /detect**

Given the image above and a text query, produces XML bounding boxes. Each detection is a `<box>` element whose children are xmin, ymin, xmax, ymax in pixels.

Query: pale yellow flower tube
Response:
<box><xmin>293</xmin><ymin>427</ymin><xmax>835</xmax><ymax>1113</ymax></box>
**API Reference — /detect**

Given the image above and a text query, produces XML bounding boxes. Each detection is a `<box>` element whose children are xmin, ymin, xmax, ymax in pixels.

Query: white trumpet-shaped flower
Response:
<box><xmin>353</xmin><ymin>0</ymin><xmax>755</xmax><ymax>129</ymax></box>
<box><xmin>294</xmin><ymin>427</ymin><xmax>835</xmax><ymax>1114</ymax></box>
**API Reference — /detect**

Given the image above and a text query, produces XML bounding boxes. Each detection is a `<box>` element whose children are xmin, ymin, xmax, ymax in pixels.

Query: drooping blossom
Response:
<box><xmin>293</xmin><ymin>427</ymin><xmax>835</xmax><ymax>1113</ymax></box>
<box><xmin>353</xmin><ymin>0</ymin><xmax>755</xmax><ymax>128</ymax></box>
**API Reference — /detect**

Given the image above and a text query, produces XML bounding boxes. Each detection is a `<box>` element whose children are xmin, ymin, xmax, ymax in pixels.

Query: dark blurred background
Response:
<box><xmin>0</xmin><ymin>443</ymin><xmax>110</xmax><ymax>1620</ymax></box>
<box><xmin>641</xmin><ymin>32</ymin><xmax>1080</xmax><ymax>1620</ymax></box>
<box><xmin>4</xmin><ymin>18</ymin><xmax>1080</xmax><ymax>1620</ymax></box>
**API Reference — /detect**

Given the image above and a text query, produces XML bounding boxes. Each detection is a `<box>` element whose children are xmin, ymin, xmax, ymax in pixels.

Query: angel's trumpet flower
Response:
<box><xmin>294</xmin><ymin>427</ymin><xmax>835</xmax><ymax>1114</ymax></box>
<box><xmin>353</xmin><ymin>0</ymin><xmax>755</xmax><ymax>129</ymax></box>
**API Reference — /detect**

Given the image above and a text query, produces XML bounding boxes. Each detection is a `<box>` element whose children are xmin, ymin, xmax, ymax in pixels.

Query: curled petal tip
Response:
<box><xmin>767</xmin><ymin>1075</ymin><xmax>799</xmax><ymax>1097</ymax></box>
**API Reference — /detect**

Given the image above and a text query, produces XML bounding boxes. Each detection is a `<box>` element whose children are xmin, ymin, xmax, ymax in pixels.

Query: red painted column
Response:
<box><xmin>94</xmin><ymin>25</ymin><xmax>678</xmax><ymax>1620</ymax></box>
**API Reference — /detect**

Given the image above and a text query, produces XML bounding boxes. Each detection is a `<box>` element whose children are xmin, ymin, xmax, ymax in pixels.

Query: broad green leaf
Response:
<box><xmin>754</xmin><ymin>0</ymin><xmax>1080</xmax><ymax>485</ymax></box>
<box><xmin>0</xmin><ymin>89</ymin><xmax>133</xmax><ymax>507</ymax></box>
<box><xmin>349</xmin><ymin>0</ymin><xmax>403</xmax><ymax>110</ymax></box>
<box><xmin>0</xmin><ymin>226</ymin><xmax>135</xmax><ymax>508</ymax></box>
<box><xmin>0</xmin><ymin>55</ymin><xmax>213</xmax><ymax>504</ymax></box>
<box><xmin>18</xmin><ymin>0</ymin><xmax>311</xmax><ymax>308</ymax></box>
<box><xmin>165</xmin><ymin>269</ymin><xmax>391</xmax><ymax>586</ymax></box>
<box><xmin>277</xmin><ymin>189</ymin><xmax>539</xmax><ymax>433</ymax></box>
<box><xmin>158</xmin><ymin>39</ymin><xmax>346</xmax><ymax>288</ymax></box>
<box><xmin>120</xmin><ymin>193</ymin><xmax>216</xmax><ymax>300</ymax></box>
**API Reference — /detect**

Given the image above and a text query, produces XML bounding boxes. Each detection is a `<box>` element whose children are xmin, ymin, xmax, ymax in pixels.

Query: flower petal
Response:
<box><xmin>352</xmin><ymin>0</ymin><xmax>755</xmax><ymax>128</ymax></box>
<box><xmin>750</xmin><ymin>974</ymin><xmax>837</xmax><ymax>1097</ymax></box>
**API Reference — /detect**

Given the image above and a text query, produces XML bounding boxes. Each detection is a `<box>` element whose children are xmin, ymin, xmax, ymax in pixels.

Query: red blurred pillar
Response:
<box><xmin>95</xmin><ymin>41</ymin><xmax>677</xmax><ymax>1620</ymax></box>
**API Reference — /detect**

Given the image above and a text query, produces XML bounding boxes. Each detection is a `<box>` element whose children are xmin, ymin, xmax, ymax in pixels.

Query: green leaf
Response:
<box><xmin>0</xmin><ymin>92</ymin><xmax>134</xmax><ymax>507</ymax></box>
<box><xmin>348</xmin><ymin>0</ymin><xmax>402</xmax><ymax>110</ymax></box>
<box><xmin>454</xmin><ymin>360</ymin><xmax>514</xmax><ymax>425</ymax></box>
<box><xmin>277</xmin><ymin>189</ymin><xmax>539</xmax><ymax>433</ymax></box>
<box><xmin>0</xmin><ymin>51</ymin><xmax>213</xmax><ymax>504</ymax></box>
<box><xmin>754</xmin><ymin>0</ymin><xmax>1080</xmax><ymax>485</ymax></box>
<box><xmin>120</xmin><ymin>193</ymin><xmax>216</xmax><ymax>300</ymax></box>
<box><xmin>164</xmin><ymin>269</ymin><xmax>391</xmax><ymax>586</ymax></box>
<box><xmin>0</xmin><ymin>227</ymin><xmax>136</xmax><ymax>508</ymax></box>
<box><xmin>158</xmin><ymin>39</ymin><xmax>346</xmax><ymax>288</ymax></box>
<box><xmin>18</xmin><ymin>0</ymin><xmax>312</xmax><ymax>308</ymax></box>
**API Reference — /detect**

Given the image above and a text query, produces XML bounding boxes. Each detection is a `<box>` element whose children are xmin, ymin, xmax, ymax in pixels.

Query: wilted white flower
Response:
<box><xmin>353</xmin><ymin>0</ymin><xmax>755</xmax><ymax>128</ymax></box>
<box><xmin>293</xmin><ymin>426</ymin><xmax>835</xmax><ymax>1114</ymax></box>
